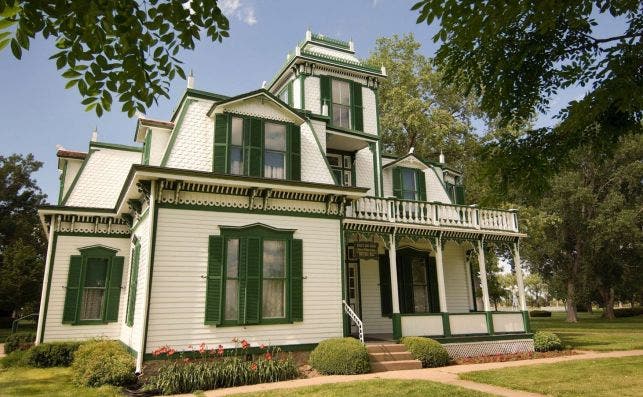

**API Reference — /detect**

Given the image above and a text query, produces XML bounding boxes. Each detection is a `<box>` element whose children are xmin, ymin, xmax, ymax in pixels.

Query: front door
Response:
<box><xmin>396</xmin><ymin>248</ymin><xmax>440</xmax><ymax>314</ymax></box>
<box><xmin>346</xmin><ymin>260</ymin><xmax>361</xmax><ymax>334</ymax></box>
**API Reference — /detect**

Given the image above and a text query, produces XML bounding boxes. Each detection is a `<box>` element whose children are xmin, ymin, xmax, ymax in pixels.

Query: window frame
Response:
<box><xmin>217</xmin><ymin>225</ymin><xmax>295</xmax><ymax>326</ymax></box>
<box><xmin>326</xmin><ymin>149</ymin><xmax>355</xmax><ymax>187</ymax></box>
<box><xmin>401</xmin><ymin>168</ymin><xmax>419</xmax><ymax>201</ymax></box>
<box><xmin>263</xmin><ymin>121</ymin><xmax>288</xmax><ymax>180</ymax></box>
<box><xmin>73</xmin><ymin>246</ymin><xmax>120</xmax><ymax>326</ymax></box>
<box><xmin>330</xmin><ymin>78</ymin><xmax>352</xmax><ymax>129</ymax></box>
<box><xmin>125</xmin><ymin>241</ymin><xmax>140</xmax><ymax>327</ymax></box>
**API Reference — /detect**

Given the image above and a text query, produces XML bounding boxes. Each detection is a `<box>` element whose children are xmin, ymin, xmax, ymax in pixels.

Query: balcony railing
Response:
<box><xmin>346</xmin><ymin>197</ymin><xmax>519</xmax><ymax>232</ymax></box>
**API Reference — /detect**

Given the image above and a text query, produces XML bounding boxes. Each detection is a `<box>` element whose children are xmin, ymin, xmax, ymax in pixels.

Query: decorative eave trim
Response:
<box><xmin>89</xmin><ymin>141</ymin><xmax>143</xmax><ymax>153</ymax></box>
<box><xmin>326</xmin><ymin>126</ymin><xmax>379</xmax><ymax>142</ymax></box>
<box><xmin>342</xmin><ymin>219</ymin><xmax>527</xmax><ymax>239</ymax></box>
<box><xmin>205</xmin><ymin>89</ymin><xmax>306</xmax><ymax>124</ymax></box>
<box><xmin>170</xmin><ymin>88</ymin><xmax>230</xmax><ymax>122</ymax></box>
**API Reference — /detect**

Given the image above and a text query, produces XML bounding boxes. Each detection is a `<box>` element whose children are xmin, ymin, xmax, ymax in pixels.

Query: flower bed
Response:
<box><xmin>453</xmin><ymin>349</ymin><xmax>576</xmax><ymax>365</ymax></box>
<box><xmin>143</xmin><ymin>339</ymin><xmax>299</xmax><ymax>395</ymax></box>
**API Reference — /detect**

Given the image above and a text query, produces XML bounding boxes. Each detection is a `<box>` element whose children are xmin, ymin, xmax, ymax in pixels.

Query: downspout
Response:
<box><xmin>35</xmin><ymin>216</ymin><xmax>57</xmax><ymax>344</ymax></box>
<box><xmin>136</xmin><ymin>180</ymin><xmax>157</xmax><ymax>373</ymax></box>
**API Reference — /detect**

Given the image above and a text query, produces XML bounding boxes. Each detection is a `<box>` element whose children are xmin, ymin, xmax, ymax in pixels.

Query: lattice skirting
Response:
<box><xmin>443</xmin><ymin>339</ymin><xmax>534</xmax><ymax>358</ymax></box>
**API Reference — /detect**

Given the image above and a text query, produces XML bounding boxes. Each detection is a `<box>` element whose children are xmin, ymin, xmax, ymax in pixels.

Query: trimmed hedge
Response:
<box><xmin>4</xmin><ymin>332</ymin><xmax>35</xmax><ymax>354</ymax></box>
<box><xmin>529</xmin><ymin>310</ymin><xmax>552</xmax><ymax>317</ymax></box>
<box><xmin>0</xmin><ymin>350</ymin><xmax>31</xmax><ymax>368</ymax></box>
<box><xmin>533</xmin><ymin>331</ymin><xmax>562</xmax><ymax>352</ymax></box>
<box><xmin>614</xmin><ymin>307</ymin><xmax>643</xmax><ymax>318</ymax></box>
<box><xmin>399</xmin><ymin>337</ymin><xmax>450</xmax><ymax>368</ymax></box>
<box><xmin>27</xmin><ymin>341</ymin><xmax>82</xmax><ymax>367</ymax></box>
<box><xmin>309</xmin><ymin>337</ymin><xmax>370</xmax><ymax>375</ymax></box>
<box><xmin>71</xmin><ymin>340</ymin><xmax>136</xmax><ymax>387</ymax></box>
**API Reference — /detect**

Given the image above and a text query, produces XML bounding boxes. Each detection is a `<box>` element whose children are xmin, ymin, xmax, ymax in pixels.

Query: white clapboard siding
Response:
<box><xmin>43</xmin><ymin>236</ymin><xmax>130</xmax><ymax>342</ymax></box>
<box><xmin>118</xmin><ymin>215</ymin><xmax>150</xmax><ymax>353</ymax></box>
<box><xmin>443</xmin><ymin>242</ymin><xmax>471</xmax><ymax>313</ymax></box>
<box><xmin>164</xmin><ymin>100</ymin><xmax>214</xmax><ymax>172</ymax></box>
<box><xmin>355</xmin><ymin>146</ymin><xmax>375</xmax><ymax>195</ymax></box>
<box><xmin>145</xmin><ymin>208</ymin><xmax>343</xmax><ymax>353</ymax></box>
<box><xmin>359</xmin><ymin>258</ymin><xmax>392</xmax><ymax>334</ymax></box>
<box><xmin>149</xmin><ymin>129</ymin><xmax>171</xmax><ymax>167</ymax></box>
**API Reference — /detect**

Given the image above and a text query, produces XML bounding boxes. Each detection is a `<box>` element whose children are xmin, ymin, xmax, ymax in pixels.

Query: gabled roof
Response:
<box><xmin>134</xmin><ymin>117</ymin><xmax>175</xmax><ymax>142</ymax></box>
<box><xmin>206</xmin><ymin>89</ymin><xmax>306</xmax><ymax>124</ymax></box>
<box><xmin>382</xmin><ymin>152</ymin><xmax>463</xmax><ymax>175</ymax></box>
<box><xmin>57</xmin><ymin>149</ymin><xmax>87</xmax><ymax>160</ymax></box>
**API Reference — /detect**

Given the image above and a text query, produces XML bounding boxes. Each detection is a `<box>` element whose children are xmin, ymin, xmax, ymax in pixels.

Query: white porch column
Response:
<box><xmin>35</xmin><ymin>216</ymin><xmax>57</xmax><ymax>345</ymax></box>
<box><xmin>434</xmin><ymin>237</ymin><xmax>448</xmax><ymax>313</ymax></box>
<box><xmin>477</xmin><ymin>239</ymin><xmax>491</xmax><ymax>312</ymax></box>
<box><xmin>513</xmin><ymin>241</ymin><xmax>527</xmax><ymax>311</ymax></box>
<box><xmin>388</xmin><ymin>234</ymin><xmax>400</xmax><ymax>314</ymax></box>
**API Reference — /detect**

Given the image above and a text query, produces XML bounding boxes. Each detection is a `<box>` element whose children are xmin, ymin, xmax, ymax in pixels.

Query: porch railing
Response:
<box><xmin>346</xmin><ymin>197</ymin><xmax>518</xmax><ymax>232</ymax></box>
<box><xmin>342</xmin><ymin>300</ymin><xmax>364</xmax><ymax>343</ymax></box>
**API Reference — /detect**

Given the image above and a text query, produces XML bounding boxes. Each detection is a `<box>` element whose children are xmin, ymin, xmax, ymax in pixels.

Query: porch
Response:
<box><xmin>341</xmin><ymin>197</ymin><xmax>531</xmax><ymax>350</ymax></box>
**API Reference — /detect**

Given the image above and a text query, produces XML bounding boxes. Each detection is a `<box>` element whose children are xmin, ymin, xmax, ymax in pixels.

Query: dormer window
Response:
<box><xmin>264</xmin><ymin>122</ymin><xmax>287</xmax><ymax>179</ymax></box>
<box><xmin>392</xmin><ymin>167</ymin><xmax>426</xmax><ymax>201</ymax></box>
<box><xmin>230</xmin><ymin>117</ymin><xmax>244</xmax><ymax>175</ymax></box>
<box><xmin>331</xmin><ymin>80</ymin><xmax>351</xmax><ymax>128</ymax></box>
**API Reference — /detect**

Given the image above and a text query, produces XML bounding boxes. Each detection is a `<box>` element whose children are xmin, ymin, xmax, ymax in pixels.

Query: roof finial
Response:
<box><xmin>261</xmin><ymin>80</ymin><xmax>267</xmax><ymax>89</ymax></box>
<box><xmin>187</xmin><ymin>69</ymin><xmax>195</xmax><ymax>89</ymax></box>
<box><xmin>91</xmin><ymin>126</ymin><xmax>98</xmax><ymax>142</ymax></box>
<box><xmin>409</xmin><ymin>146</ymin><xmax>415</xmax><ymax>154</ymax></box>
<box><xmin>306</xmin><ymin>28</ymin><xmax>312</xmax><ymax>41</ymax></box>
<box><xmin>439</xmin><ymin>150</ymin><xmax>445</xmax><ymax>164</ymax></box>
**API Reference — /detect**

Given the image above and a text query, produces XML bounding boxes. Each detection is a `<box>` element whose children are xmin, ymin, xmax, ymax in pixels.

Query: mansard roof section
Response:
<box><xmin>170</xmin><ymin>87</ymin><xmax>231</xmax><ymax>122</ymax></box>
<box><xmin>62</xmin><ymin>141</ymin><xmax>143</xmax><ymax>209</ymax></box>
<box><xmin>268</xmin><ymin>31</ymin><xmax>387</xmax><ymax>91</ymax></box>
<box><xmin>207</xmin><ymin>89</ymin><xmax>306</xmax><ymax>124</ymax></box>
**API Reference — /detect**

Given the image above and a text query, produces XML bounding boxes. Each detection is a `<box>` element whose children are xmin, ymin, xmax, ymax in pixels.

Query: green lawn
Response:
<box><xmin>460</xmin><ymin>355</ymin><xmax>643</xmax><ymax>397</ymax></box>
<box><xmin>236</xmin><ymin>379</ymin><xmax>491</xmax><ymax>397</ymax></box>
<box><xmin>530</xmin><ymin>311</ymin><xmax>643</xmax><ymax>351</ymax></box>
<box><xmin>0</xmin><ymin>367</ymin><xmax>121</xmax><ymax>397</ymax></box>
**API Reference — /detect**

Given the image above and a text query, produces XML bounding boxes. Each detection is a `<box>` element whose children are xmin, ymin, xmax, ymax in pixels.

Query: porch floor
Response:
<box><xmin>363</xmin><ymin>333</ymin><xmax>395</xmax><ymax>343</ymax></box>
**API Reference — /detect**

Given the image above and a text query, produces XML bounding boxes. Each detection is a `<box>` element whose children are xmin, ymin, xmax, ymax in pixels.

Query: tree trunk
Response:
<box><xmin>600</xmin><ymin>287</ymin><xmax>616</xmax><ymax>320</ymax></box>
<box><xmin>565</xmin><ymin>280</ymin><xmax>578</xmax><ymax>322</ymax></box>
<box><xmin>585</xmin><ymin>302</ymin><xmax>593</xmax><ymax>314</ymax></box>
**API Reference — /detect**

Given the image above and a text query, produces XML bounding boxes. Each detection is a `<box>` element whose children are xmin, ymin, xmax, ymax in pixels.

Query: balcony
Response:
<box><xmin>345</xmin><ymin>196</ymin><xmax>519</xmax><ymax>233</ymax></box>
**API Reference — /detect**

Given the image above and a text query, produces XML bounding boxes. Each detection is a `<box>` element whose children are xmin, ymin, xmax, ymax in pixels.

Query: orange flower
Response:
<box><xmin>250</xmin><ymin>362</ymin><xmax>258</xmax><ymax>371</ymax></box>
<box><xmin>241</xmin><ymin>339</ymin><xmax>250</xmax><ymax>350</ymax></box>
<box><xmin>183</xmin><ymin>357</ymin><xmax>191</xmax><ymax>363</ymax></box>
<box><xmin>217</xmin><ymin>344</ymin><xmax>224</xmax><ymax>356</ymax></box>
<box><xmin>264</xmin><ymin>352</ymin><xmax>272</xmax><ymax>361</ymax></box>
<box><xmin>260</xmin><ymin>344</ymin><xmax>266</xmax><ymax>350</ymax></box>
<box><xmin>199</xmin><ymin>342</ymin><xmax>207</xmax><ymax>354</ymax></box>
<box><xmin>167</xmin><ymin>348</ymin><xmax>176</xmax><ymax>356</ymax></box>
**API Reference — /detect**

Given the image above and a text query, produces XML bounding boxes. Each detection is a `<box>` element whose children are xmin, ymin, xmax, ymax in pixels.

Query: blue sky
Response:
<box><xmin>0</xmin><ymin>0</ymin><xmax>627</xmax><ymax>202</ymax></box>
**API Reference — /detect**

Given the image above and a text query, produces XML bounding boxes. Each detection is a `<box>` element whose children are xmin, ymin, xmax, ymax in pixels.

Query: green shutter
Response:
<box><xmin>427</xmin><ymin>257</ymin><xmax>440</xmax><ymax>313</ymax></box>
<box><xmin>291</xmin><ymin>239</ymin><xmax>303</xmax><ymax>321</ymax></box>
<box><xmin>455</xmin><ymin>185</ymin><xmax>466</xmax><ymax>205</ymax></box>
<box><xmin>142</xmin><ymin>131</ymin><xmax>151</xmax><ymax>165</ymax></box>
<box><xmin>213</xmin><ymin>113</ymin><xmax>229</xmax><ymax>173</ymax></box>
<box><xmin>288</xmin><ymin>124</ymin><xmax>301</xmax><ymax>181</ymax></box>
<box><xmin>401</xmin><ymin>258</ymin><xmax>414</xmax><ymax>313</ymax></box>
<box><xmin>104</xmin><ymin>256</ymin><xmax>124</xmax><ymax>322</ymax></box>
<box><xmin>62</xmin><ymin>256</ymin><xmax>83</xmax><ymax>323</ymax></box>
<box><xmin>205</xmin><ymin>236</ymin><xmax>224</xmax><ymax>324</ymax></box>
<box><xmin>245</xmin><ymin>118</ymin><xmax>263</xmax><ymax>177</ymax></box>
<box><xmin>320</xmin><ymin>75</ymin><xmax>331</xmax><ymax>115</ymax></box>
<box><xmin>416</xmin><ymin>169</ymin><xmax>427</xmax><ymax>201</ymax></box>
<box><xmin>244</xmin><ymin>237</ymin><xmax>262</xmax><ymax>324</ymax></box>
<box><xmin>392</xmin><ymin>167</ymin><xmax>402</xmax><ymax>199</ymax></box>
<box><xmin>351</xmin><ymin>82</ymin><xmax>363</xmax><ymax>131</ymax></box>
<box><xmin>125</xmin><ymin>243</ymin><xmax>140</xmax><ymax>327</ymax></box>
<box><xmin>378</xmin><ymin>254</ymin><xmax>392</xmax><ymax>316</ymax></box>
<box><xmin>445</xmin><ymin>182</ymin><xmax>455</xmax><ymax>203</ymax></box>
<box><xmin>287</xmin><ymin>82</ymin><xmax>294</xmax><ymax>106</ymax></box>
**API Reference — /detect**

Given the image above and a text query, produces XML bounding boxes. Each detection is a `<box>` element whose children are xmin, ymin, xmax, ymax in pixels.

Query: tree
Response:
<box><xmin>0</xmin><ymin>1</ymin><xmax>230</xmax><ymax>117</ymax></box>
<box><xmin>367</xmin><ymin>34</ymin><xmax>481</xmax><ymax>168</ymax></box>
<box><xmin>524</xmin><ymin>273</ymin><xmax>548</xmax><ymax>308</ymax></box>
<box><xmin>0</xmin><ymin>154</ymin><xmax>47</xmax><ymax>317</ymax></box>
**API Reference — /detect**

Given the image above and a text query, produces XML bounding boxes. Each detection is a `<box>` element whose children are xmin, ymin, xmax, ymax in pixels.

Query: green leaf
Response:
<box><xmin>0</xmin><ymin>18</ymin><xmax>16</xmax><ymax>30</ymax></box>
<box><xmin>10</xmin><ymin>38</ymin><xmax>21</xmax><ymax>59</ymax></box>
<box><xmin>0</xmin><ymin>38</ymin><xmax>9</xmax><ymax>51</ymax></box>
<box><xmin>64</xmin><ymin>79</ymin><xmax>79</xmax><ymax>89</ymax></box>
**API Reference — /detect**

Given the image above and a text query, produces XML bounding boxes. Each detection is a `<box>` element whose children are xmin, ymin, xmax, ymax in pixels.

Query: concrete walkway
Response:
<box><xmin>180</xmin><ymin>349</ymin><xmax>643</xmax><ymax>397</ymax></box>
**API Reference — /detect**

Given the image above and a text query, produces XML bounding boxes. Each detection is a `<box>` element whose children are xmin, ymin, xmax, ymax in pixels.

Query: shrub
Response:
<box><xmin>399</xmin><ymin>337</ymin><xmax>450</xmax><ymax>368</ymax></box>
<box><xmin>27</xmin><ymin>341</ymin><xmax>82</xmax><ymax>367</ymax></box>
<box><xmin>4</xmin><ymin>332</ymin><xmax>35</xmax><ymax>354</ymax></box>
<box><xmin>0</xmin><ymin>350</ymin><xmax>31</xmax><ymax>368</ymax></box>
<box><xmin>71</xmin><ymin>340</ymin><xmax>136</xmax><ymax>387</ymax></box>
<box><xmin>529</xmin><ymin>310</ymin><xmax>552</xmax><ymax>317</ymax></box>
<box><xmin>614</xmin><ymin>307</ymin><xmax>643</xmax><ymax>318</ymax></box>
<box><xmin>145</xmin><ymin>343</ymin><xmax>299</xmax><ymax>395</ymax></box>
<box><xmin>533</xmin><ymin>331</ymin><xmax>563</xmax><ymax>352</ymax></box>
<box><xmin>308</xmin><ymin>337</ymin><xmax>369</xmax><ymax>375</ymax></box>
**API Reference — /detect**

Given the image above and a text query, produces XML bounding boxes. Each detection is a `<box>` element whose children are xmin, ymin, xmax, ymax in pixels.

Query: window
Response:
<box><xmin>278</xmin><ymin>82</ymin><xmax>293</xmax><ymax>106</ymax></box>
<box><xmin>320</xmin><ymin>76</ymin><xmax>363</xmax><ymax>131</ymax></box>
<box><xmin>392</xmin><ymin>167</ymin><xmax>426</xmax><ymax>201</ymax></box>
<box><xmin>62</xmin><ymin>246</ymin><xmax>124</xmax><ymax>325</ymax></box>
<box><xmin>125</xmin><ymin>241</ymin><xmax>140</xmax><ymax>327</ymax></box>
<box><xmin>326</xmin><ymin>151</ymin><xmax>354</xmax><ymax>186</ymax></box>
<box><xmin>396</xmin><ymin>249</ymin><xmax>439</xmax><ymax>314</ymax></box>
<box><xmin>411</xmin><ymin>258</ymin><xmax>429</xmax><ymax>313</ymax></box>
<box><xmin>229</xmin><ymin>117</ymin><xmax>244</xmax><ymax>175</ymax></box>
<box><xmin>205</xmin><ymin>224</ymin><xmax>303</xmax><ymax>326</ymax></box>
<box><xmin>264</xmin><ymin>123</ymin><xmax>286</xmax><ymax>179</ymax></box>
<box><xmin>331</xmin><ymin>80</ymin><xmax>351</xmax><ymax>128</ymax></box>
<box><xmin>213</xmin><ymin>114</ymin><xmax>301</xmax><ymax>180</ymax></box>
<box><xmin>445</xmin><ymin>177</ymin><xmax>466</xmax><ymax>204</ymax></box>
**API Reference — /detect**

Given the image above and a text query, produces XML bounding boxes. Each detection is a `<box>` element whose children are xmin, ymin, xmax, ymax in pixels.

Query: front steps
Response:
<box><xmin>367</xmin><ymin>343</ymin><xmax>422</xmax><ymax>372</ymax></box>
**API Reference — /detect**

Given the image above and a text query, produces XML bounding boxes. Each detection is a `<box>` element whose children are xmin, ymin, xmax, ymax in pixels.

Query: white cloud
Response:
<box><xmin>219</xmin><ymin>0</ymin><xmax>257</xmax><ymax>26</ymax></box>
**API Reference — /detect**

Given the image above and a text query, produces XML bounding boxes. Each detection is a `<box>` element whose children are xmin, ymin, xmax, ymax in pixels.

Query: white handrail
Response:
<box><xmin>342</xmin><ymin>300</ymin><xmax>364</xmax><ymax>344</ymax></box>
